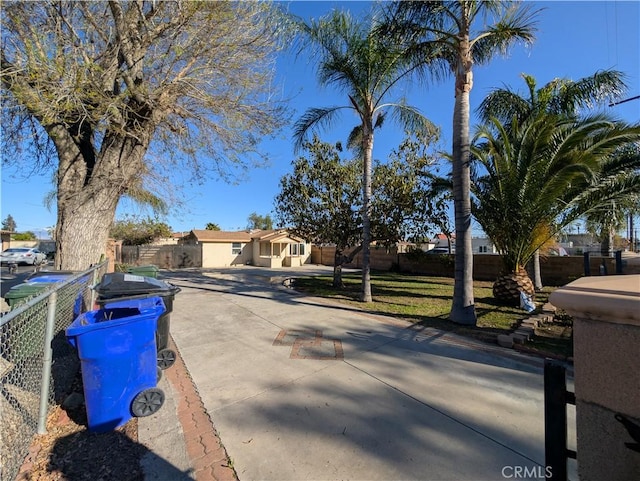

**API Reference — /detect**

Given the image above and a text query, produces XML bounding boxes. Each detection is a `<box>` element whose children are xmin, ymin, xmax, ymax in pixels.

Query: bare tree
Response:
<box><xmin>1</xmin><ymin>1</ymin><xmax>288</xmax><ymax>269</ymax></box>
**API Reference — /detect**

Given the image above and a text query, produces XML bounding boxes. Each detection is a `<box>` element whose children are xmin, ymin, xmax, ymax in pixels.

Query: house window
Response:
<box><xmin>260</xmin><ymin>242</ymin><xmax>271</xmax><ymax>256</ymax></box>
<box><xmin>232</xmin><ymin>242</ymin><xmax>242</xmax><ymax>255</ymax></box>
<box><xmin>290</xmin><ymin>243</ymin><xmax>305</xmax><ymax>256</ymax></box>
<box><xmin>478</xmin><ymin>245</ymin><xmax>488</xmax><ymax>253</ymax></box>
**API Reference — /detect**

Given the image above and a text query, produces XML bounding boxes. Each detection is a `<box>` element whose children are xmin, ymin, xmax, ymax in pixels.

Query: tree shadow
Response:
<box><xmin>40</xmin><ymin>362</ymin><xmax>194</xmax><ymax>481</ymax></box>
<box><xmin>47</xmin><ymin>427</ymin><xmax>194</xmax><ymax>481</ymax></box>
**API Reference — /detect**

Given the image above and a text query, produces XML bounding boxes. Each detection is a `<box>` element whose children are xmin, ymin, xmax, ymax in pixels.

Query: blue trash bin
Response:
<box><xmin>26</xmin><ymin>271</ymin><xmax>89</xmax><ymax>318</ymax></box>
<box><xmin>65</xmin><ymin>296</ymin><xmax>166</xmax><ymax>432</ymax></box>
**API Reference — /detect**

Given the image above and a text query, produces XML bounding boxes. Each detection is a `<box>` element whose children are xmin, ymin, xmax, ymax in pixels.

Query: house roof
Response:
<box><xmin>189</xmin><ymin>230</ymin><xmax>254</xmax><ymax>242</ymax></box>
<box><xmin>253</xmin><ymin>229</ymin><xmax>304</xmax><ymax>244</ymax></box>
<box><xmin>189</xmin><ymin>229</ymin><xmax>305</xmax><ymax>244</ymax></box>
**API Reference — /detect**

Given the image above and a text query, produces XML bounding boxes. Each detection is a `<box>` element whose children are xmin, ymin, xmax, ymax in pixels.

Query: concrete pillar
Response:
<box><xmin>550</xmin><ymin>275</ymin><xmax>640</xmax><ymax>481</ymax></box>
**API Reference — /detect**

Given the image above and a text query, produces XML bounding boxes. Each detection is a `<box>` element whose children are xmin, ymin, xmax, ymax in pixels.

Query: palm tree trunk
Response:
<box><xmin>361</xmin><ymin>125</ymin><xmax>374</xmax><ymax>302</ymax></box>
<box><xmin>608</xmin><ymin>226</ymin><xmax>615</xmax><ymax>257</ymax></box>
<box><xmin>533</xmin><ymin>249</ymin><xmax>542</xmax><ymax>291</ymax></box>
<box><xmin>630</xmin><ymin>213</ymin><xmax>636</xmax><ymax>252</ymax></box>
<box><xmin>449</xmin><ymin>54</ymin><xmax>477</xmax><ymax>325</ymax></box>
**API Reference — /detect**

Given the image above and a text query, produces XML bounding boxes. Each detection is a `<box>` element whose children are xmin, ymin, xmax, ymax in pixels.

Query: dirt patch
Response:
<box><xmin>17</xmin><ymin>374</ymin><xmax>145</xmax><ymax>481</ymax></box>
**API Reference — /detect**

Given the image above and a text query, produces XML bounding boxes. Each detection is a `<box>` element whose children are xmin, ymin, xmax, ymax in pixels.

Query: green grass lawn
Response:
<box><xmin>293</xmin><ymin>270</ymin><xmax>569</xmax><ymax>354</ymax></box>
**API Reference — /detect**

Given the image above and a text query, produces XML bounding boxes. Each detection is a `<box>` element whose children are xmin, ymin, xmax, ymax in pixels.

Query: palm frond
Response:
<box><xmin>478</xmin><ymin>70</ymin><xmax>628</xmax><ymax>125</ymax></box>
<box><xmin>471</xmin><ymin>108</ymin><xmax>640</xmax><ymax>272</ymax></box>
<box><xmin>471</xmin><ymin>2</ymin><xmax>540</xmax><ymax>65</ymax></box>
<box><xmin>292</xmin><ymin>106</ymin><xmax>347</xmax><ymax>153</ymax></box>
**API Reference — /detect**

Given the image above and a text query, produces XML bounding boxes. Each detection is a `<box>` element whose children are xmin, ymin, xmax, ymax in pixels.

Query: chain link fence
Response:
<box><xmin>0</xmin><ymin>262</ymin><xmax>108</xmax><ymax>481</ymax></box>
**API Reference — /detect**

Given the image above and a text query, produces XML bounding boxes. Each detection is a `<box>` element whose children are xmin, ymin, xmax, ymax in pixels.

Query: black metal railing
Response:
<box><xmin>544</xmin><ymin>359</ymin><xmax>577</xmax><ymax>481</ymax></box>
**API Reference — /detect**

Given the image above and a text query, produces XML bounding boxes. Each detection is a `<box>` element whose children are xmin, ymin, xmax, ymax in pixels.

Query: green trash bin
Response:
<box><xmin>4</xmin><ymin>283</ymin><xmax>51</xmax><ymax>309</ymax></box>
<box><xmin>126</xmin><ymin>265</ymin><xmax>159</xmax><ymax>278</ymax></box>
<box><xmin>3</xmin><ymin>283</ymin><xmax>52</xmax><ymax>363</ymax></box>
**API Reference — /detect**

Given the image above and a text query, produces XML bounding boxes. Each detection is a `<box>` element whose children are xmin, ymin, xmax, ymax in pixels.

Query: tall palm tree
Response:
<box><xmin>386</xmin><ymin>1</ymin><xmax>539</xmax><ymax>324</ymax></box>
<box><xmin>478</xmin><ymin>70</ymin><xmax>627</xmax><ymax>124</ymax></box>
<box><xmin>472</xmin><ymin>112</ymin><xmax>640</xmax><ymax>304</ymax></box>
<box><xmin>477</xmin><ymin>69</ymin><xmax>628</xmax><ymax>290</ymax></box>
<box><xmin>292</xmin><ymin>9</ymin><xmax>433</xmax><ymax>302</ymax></box>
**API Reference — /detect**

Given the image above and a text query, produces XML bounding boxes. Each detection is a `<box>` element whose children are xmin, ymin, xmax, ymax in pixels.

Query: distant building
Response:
<box><xmin>182</xmin><ymin>229</ymin><xmax>311</xmax><ymax>268</ymax></box>
<box><xmin>559</xmin><ymin>233</ymin><xmax>601</xmax><ymax>255</ymax></box>
<box><xmin>431</xmin><ymin>233</ymin><xmax>455</xmax><ymax>251</ymax></box>
<box><xmin>154</xmin><ymin>232</ymin><xmax>186</xmax><ymax>245</ymax></box>
<box><xmin>472</xmin><ymin>237</ymin><xmax>498</xmax><ymax>254</ymax></box>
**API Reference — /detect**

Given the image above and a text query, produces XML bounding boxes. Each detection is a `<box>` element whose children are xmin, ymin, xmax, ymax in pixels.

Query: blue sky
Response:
<box><xmin>1</xmin><ymin>1</ymin><xmax>639</xmax><ymax>238</ymax></box>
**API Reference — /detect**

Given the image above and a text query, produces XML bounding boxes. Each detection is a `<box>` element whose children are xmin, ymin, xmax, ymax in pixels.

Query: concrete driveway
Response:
<box><xmin>159</xmin><ymin>266</ymin><xmax>576</xmax><ymax>481</ymax></box>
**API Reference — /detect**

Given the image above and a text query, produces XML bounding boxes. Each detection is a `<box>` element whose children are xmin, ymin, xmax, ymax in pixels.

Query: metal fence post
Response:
<box><xmin>544</xmin><ymin>359</ymin><xmax>577</xmax><ymax>481</ymax></box>
<box><xmin>37</xmin><ymin>291</ymin><xmax>57</xmax><ymax>434</ymax></box>
<box><xmin>90</xmin><ymin>266</ymin><xmax>99</xmax><ymax>310</ymax></box>
<box><xmin>583</xmin><ymin>251</ymin><xmax>590</xmax><ymax>276</ymax></box>
<box><xmin>615</xmin><ymin>250</ymin><xmax>623</xmax><ymax>274</ymax></box>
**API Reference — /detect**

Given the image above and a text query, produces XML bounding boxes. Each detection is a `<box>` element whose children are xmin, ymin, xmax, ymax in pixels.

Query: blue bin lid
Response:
<box><xmin>27</xmin><ymin>270</ymin><xmax>77</xmax><ymax>280</ymax></box>
<box><xmin>27</xmin><ymin>274</ymin><xmax>73</xmax><ymax>284</ymax></box>
<box><xmin>66</xmin><ymin>296</ymin><xmax>165</xmax><ymax>338</ymax></box>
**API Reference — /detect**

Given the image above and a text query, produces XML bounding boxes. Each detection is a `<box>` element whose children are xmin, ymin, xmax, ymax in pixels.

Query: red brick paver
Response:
<box><xmin>165</xmin><ymin>336</ymin><xmax>238</xmax><ymax>481</ymax></box>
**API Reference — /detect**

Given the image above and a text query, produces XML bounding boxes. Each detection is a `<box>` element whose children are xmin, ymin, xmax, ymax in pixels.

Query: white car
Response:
<box><xmin>426</xmin><ymin>247</ymin><xmax>453</xmax><ymax>255</ymax></box>
<box><xmin>1</xmin><ymin>247</ymin><xmax>47</xmax><ymax>266</ymax></box>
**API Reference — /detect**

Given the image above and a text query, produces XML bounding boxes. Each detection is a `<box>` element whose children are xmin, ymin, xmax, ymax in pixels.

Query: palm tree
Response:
<box><xmin>477</xmin><ymin>69</ymin><xmax>628</xmax><ymax>292</ymax></box>
<box><xmin>585</xmin><ymin>200</ymin><xmax>629</xmax><ymax>256</ymax></box>
<box><xmin>478</xmin><ymin>70</ymin><xmax>627</xmax><ymax>124</ymax></box>
<box><xmin>583</xmin><ymin>159</ymin><xmax>640</xmax><ymax>256</ymax></box>
<box><xmin>385</xmin><ymin>1</ymin><xmax>539</xmax><ymax>324</ymax></box>
<box><xmin>292</xmin><ymin>9</ymin><xmax>433</xmax><ymax>302</ymax></box>
<box><xmin>471</xmin><ymin>112</ymin><xmax>640</xmax><ymax>304</ymax></box>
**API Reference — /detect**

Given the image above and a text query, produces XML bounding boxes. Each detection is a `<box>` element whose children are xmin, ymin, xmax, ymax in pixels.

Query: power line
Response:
<box><xmin>609</xmin><ymin>95</ymin><xmax>640</xmax><ymax>107</ymax></box>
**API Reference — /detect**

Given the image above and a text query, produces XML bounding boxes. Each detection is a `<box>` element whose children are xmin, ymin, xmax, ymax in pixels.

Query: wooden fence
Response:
<box><xmin>311</xmin><ymin>245</ymin><xmax>629</xmax><ymax>286</ymax></box>
<box><xmin>118</xmin><ymin>244</ymin><xmax>202</xmax><ymax>269</ymax></box>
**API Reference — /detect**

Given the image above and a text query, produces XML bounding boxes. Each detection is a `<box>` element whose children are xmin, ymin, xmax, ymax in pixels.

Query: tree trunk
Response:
<box><xmin>361</xmin><ymin>124</ymin><xmax>374</xmax><ymax>302</ymax></box>
<box><xmin>493</xmin><ymin>267</ymin><xmax>536</xmax><ymax>306</ymax></box>
<box><xmin>55</xmin><ymin>189</ymin><xmax>119</xmax><ymax>270</ymax></box>
<box><xmin>52</xmin><ymin>125</ymin><xmax>152</xmax><ymax>270</ymax></box>
<box><xmin>608</xmin><ymin>226</ymin><xmax>615</xmax><ymax>257</ymax></box>
<box><xmin>333</xmin><ymin>248</ymin><xmax>344</xmax><ymax>288</ymax></box>
<box><xmin>333</xmin><ymin>244</ymin><xmax>363</xmax><ymax>289</ymax></box>
<box><xmin>630</xmin><ymin>212</ymin><xmax>635</xmax><ymax>252</ymax></box>
<box><xmin>449</xmin><ymin>48</ymin><xmax>477</xmax><ymax>325</ymax></box>
<box><xmin>533</xmin><ymin>249</ymin><xmax>543</xmax><ymax>291</ymax></box>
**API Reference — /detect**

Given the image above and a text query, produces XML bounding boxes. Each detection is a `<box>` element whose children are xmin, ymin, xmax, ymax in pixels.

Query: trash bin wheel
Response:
<box><xmin>157</xmin><ymin>348</ymin><xmax>176</xmax><ymax>370</ymax></box>
<box><xmin>131</xmin><ymin>388</ymin><xmax>164</xmax><ymax>417</ymax></box>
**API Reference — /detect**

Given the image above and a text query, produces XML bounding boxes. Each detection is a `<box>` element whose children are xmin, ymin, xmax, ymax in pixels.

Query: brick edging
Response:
<box><xmin>165</xmin><ymin>336</ymin><xmax>238</xmax><ymax>481</ymax></box>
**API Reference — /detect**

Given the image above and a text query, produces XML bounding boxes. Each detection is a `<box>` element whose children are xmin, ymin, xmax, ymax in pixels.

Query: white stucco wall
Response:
<box><xmin>202</xmin><ymin>242</ymin><xmax>252</xmax><ymax>267</ymax></box>
<box><xmin>201</xmin><ymin>239</ymin><xmax>312</xmax><ymax>268</ymax></box>
<box><xmin>253</xmin><ymin>241</ymin><xmax>312</xmax><ymax>268</ymax></box>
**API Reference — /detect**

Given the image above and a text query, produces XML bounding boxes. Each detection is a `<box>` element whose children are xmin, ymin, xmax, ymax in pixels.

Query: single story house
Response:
<box><xmin>182</xmin><ymin>229</ymin><xmax>312</xmax><ymax>268</ymax></box>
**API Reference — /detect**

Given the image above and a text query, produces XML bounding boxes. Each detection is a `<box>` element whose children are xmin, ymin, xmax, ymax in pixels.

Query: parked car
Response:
<box><xmin>426</xmin><ymin>247</ymin><xmax>453</xmax><ymax>254</ymax></box>
<box><xmin>0</xmin><ymin>247</ymin><xmax>47</xmax><ymax>265</ymax></box>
